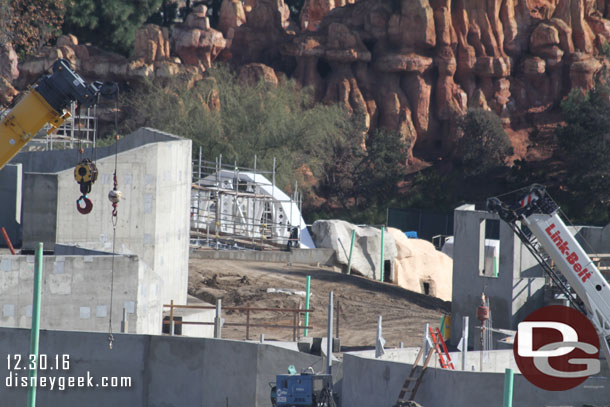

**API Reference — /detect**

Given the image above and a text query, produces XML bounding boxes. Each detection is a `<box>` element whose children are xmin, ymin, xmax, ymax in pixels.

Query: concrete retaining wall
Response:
<box><xmin>0</xmin><ymin>163</ymin><xmax>22</xmax><ymax>247</ymax></box>
<box><xmin>22</xmin><ymin>173</ymin><xmax>58</xmax><ymax>252</ymax></box>
<box><xmin>0</xmin><ymin>254</ymin><xmax>162</xmax><ymax>334</ymax></box>
<box><xmin>191</xmin><ymin>248</ymin><xmax>336</xmax><ymax>266</ymax></box>
<box><xmin>0</xmin><ymin>328</ymin><xmax>322</xmax><ymax>407</ymax></box>
<box><xmin>342</xmin><ymin>349</ymin><xmax>610</xmax><ymax>407</ymax></box>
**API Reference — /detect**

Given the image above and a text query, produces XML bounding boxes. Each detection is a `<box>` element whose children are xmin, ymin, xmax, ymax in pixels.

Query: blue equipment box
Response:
<box><xmin>275</xmin><ymin>374</ymin><xmax>313</xmax><ymax>406</ymax></box>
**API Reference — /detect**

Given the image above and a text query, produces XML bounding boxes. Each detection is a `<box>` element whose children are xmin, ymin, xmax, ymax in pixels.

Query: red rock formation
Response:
<box><xmin>300</xmin><ymin>0</ymin><xmax>358</xmax><ymax>32</ymax></box>
<box><xmin>11</xmin><ymin>0</ymin><xmax>610</xmax><ymax>159</ymax></box>
<box><xmin>219</xmin><ymin>0</ymin><xmax>247</xmax><ymax>37</ymax></box>
<box><xmin>133</xmin><ymin>24</ymin><xmax>171</xmax><ymax>63</ymax></box>
<box><xmin>0</xmin><ymin>41</ymin><xmax>19</xmax><ymax>106</ymax></box>
<box><xmin>172</xmin><ymin>5</ymin><xmax>227</xmax><ymax>70</ymax></box>
<box><xmin>229</xmin><ymin>0</ymin><xmax>291</xmax><ymax>66</ymax></box>
<box><xmin>238</xmin><ymin>63</ymin><xmax>279</xmax><ymax>86</ymax></box>
<box><xmin>0</xmin><ymin>77</ymin><xmax>18</xmax><ymax>105</ymax></box>
<box><xmin>279</xmin><ymin>0</ymin><xmax>610</xmax><ymax>159</ymax></box>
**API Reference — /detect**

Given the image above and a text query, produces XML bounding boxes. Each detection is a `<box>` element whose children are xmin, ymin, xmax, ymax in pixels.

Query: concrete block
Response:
<box><xmin>3</xmin><ymin>304</ymin><xmax>14</xmax><ymax>317</ymax></box>
<box><xmin>22</xmin><ymin>173</ymin><xmax>58</xmax><ymax>251</ymax></box>
<box><xmin>79</xmin><ymin>307</ymin><xmax>91</xmax><ymax>319</ymax></box>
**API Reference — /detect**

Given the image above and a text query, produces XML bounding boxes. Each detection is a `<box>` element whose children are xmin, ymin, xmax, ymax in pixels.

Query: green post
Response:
<box><xmin>347</xmin><ymin>230</ymin><xmax>355</xmax><ymax>275</ymax></box>
<box><xmin>380</xmin><ymin>226</ymin><xmax>385</xmax><ymax>282</ymax></box>
<box><xmin>503</xmin><ymin>368</ymin><xmax>514</xmax><ymax>407</ymax></box>
<box><xmin>304</xmin><ymin>275</ymin><xmax>311</xmax><ymax>337</ymax></box>
<box><xmin>27</xmin><ymin>242</ymin><xmax>43</xmax><ymax>407</ymax></box>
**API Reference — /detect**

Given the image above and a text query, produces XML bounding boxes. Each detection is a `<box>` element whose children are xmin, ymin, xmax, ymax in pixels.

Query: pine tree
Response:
<box><xmin>63</xmin><ymin>0</ymin><xmax>163</xmax><ymax>56</ymax></box>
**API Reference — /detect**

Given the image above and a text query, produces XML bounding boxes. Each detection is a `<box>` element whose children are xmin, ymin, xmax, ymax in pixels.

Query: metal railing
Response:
<box><xmin>163</xmin><ymin>300</ymin><xmax>313</xmax><ymax>341</ymax></box>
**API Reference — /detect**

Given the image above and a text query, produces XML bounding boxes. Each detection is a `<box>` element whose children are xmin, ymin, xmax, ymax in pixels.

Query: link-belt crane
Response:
<box><xmin>0</xmin><ymin>59</ymin><xmax>117</xmax><ymax>213</ymax></box>
<box><xmin>487</xmin><ymin>184</ymin><xmax>610</xmax><ymax>369</ymax></box>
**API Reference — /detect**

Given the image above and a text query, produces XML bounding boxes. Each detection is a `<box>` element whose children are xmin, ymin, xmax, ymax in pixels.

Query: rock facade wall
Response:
<box><xmin>284</xmin><ymin>0</ymin><xmax>610</xmax><ymax>157</ymax></box>
<box><xmin>5</xmin><ymin>0</ymin><xmax>610</xmax><ymax>159</ymax></box>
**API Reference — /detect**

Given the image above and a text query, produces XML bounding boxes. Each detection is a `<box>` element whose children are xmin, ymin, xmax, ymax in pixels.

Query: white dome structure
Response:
<box><xmin>191</xmin><ymin>169</ymin><xmax>315</xmax><ymax>248</ymax></box>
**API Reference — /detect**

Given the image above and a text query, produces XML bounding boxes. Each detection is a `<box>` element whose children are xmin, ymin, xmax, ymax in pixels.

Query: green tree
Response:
<box><xmin>120</xmin><ymin>65</ymin><xmax>360</xmax><ymax>197</ymax></box>
<box><xmin>356</xmin><ymin>129</ymin><xmax>408</xmax><ymax>205</ymax></box>
<box><xmin>63</xmin><ymin>0</ymin><xmax>162</xmax><ymax>55</ymax></box>
<box><xmin>456</xmin><ymin>108</ymin><xmax>513</xmax><ymax>176</ymax></box>
<box><xmin>556</xmin><ymin>80</ymin><xmax>610</xmax><ymax>224</ymax></box>
<box><xmin>316</xmin><ymin>127</ymin><xmax>408</xmax><ymax>222</ymax></box>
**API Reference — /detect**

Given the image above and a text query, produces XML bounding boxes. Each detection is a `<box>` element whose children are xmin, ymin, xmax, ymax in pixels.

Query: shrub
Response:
<box><xmin>555</xmin><ymin>79</ymin><xmax>610</xmax><ymax>224</ymax></box>
<box><xmin>456</xmin><ymin>109</ymin><xmax>513</xmax><ymax>176</ymax></box>
<box><xmin>120</xmin><ymin>65</ymin><xmax>361</xmax><ymax>195</ymax></box>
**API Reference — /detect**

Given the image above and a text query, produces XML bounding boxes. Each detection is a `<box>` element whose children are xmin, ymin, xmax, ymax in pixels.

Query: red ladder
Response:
<box><xmin>429</xmin><ymin>326</ymin><xmax>455</xmax><ymax>370</ymax></box>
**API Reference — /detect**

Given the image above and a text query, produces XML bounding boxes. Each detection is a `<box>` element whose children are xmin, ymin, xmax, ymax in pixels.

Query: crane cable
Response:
<box><xmin>107</xmin><ymin>89</ymin><xmax>121</xmax><ymax>350</ymax></box>
<box><xmin>74</xmin><ymin>103</ymin><xmax>98</xmax><ymax>214</ymax></box>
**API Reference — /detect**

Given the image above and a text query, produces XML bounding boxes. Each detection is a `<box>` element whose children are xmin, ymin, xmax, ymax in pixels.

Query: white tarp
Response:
<box><xmin>192</xmin><ymin>170</ymin><xmax>315</xmax><ymax>248</ymax></box>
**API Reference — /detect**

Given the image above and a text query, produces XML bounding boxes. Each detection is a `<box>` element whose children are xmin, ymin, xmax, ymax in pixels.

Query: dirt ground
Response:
<box><xmin>188</xmin><ymin>258</ymin><xmax>450</xmax><ymax>349</ymax></box>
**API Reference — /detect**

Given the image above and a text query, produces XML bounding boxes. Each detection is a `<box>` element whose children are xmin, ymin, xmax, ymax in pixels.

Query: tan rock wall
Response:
<box><xmin>388</xmin><ymin>227</ymin><xmax>452</xmax><ymax>302</ymax></box>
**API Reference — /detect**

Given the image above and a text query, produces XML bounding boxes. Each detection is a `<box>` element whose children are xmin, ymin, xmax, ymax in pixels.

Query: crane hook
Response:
<box><xmin>74</xmin><ymin>158</ymin><xmax>98</xmax><ymax>215</ymax></box>
<box><xmin>76</xmin><ymin>195</ymin><xmax>93</xmax><ymax>214</ymax></box>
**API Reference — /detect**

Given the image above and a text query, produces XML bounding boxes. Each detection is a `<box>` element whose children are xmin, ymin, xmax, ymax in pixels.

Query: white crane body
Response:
<box><xmin>487</xmin><ymin>185</ymin><xmax>610</xmax><ymax>368</ymax></box>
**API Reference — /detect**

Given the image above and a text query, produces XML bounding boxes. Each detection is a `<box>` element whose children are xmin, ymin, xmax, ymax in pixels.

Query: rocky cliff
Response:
<box><xmin>4</xmin><ymin>0</ymin><xmax>610</xmax><ymax>160</ymax></box>
<box><xmin>281</xmin><ymin>0</ymin><xmax>609</xmax><ymax>158</ymax></box>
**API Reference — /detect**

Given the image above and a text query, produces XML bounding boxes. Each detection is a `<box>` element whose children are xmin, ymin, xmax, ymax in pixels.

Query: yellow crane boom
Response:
<box><xmin>0</xmin><ymin>59</ymin><xmax>106</xmax><ymax>170</ymax></box>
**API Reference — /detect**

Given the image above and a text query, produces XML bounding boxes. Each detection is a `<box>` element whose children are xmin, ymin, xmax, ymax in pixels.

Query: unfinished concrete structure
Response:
<box><xmin>0</xmin><ymin>252</ymin><xmax>161</xmax><ymax>334</ymax></box>
<box><xmin>450</xmin><ymin>203</ymin><xmax>610</xmax><ymax>350</ymax></box>
<box><xmin>0</xmin><ymin>163</ymin><xmax>21</xmax><ymax>247</ymax></box>
<box><xmin>450</xmin><ymin>204</ymin><xmax>546</xmax><ymax>349</ymax></box>
<box><xmin>0</xmin><ymin>128</ymin><xmax>207</xmax><ymax>335</ymax></box>
<box><xmin>0</xmin><ymin>327</ymin><xmax>323</xmax><ymax>407</ymax></box>
<box><xmin>342</xmin><ymin>348</ymin><xmax>610</xmax><ymax>406</ymax></box>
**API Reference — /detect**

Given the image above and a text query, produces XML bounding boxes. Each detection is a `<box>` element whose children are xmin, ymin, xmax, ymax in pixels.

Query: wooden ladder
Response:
<box><xmin>395</xmin><ymin>328</ymin><xmax>456</xmax><ymax>404</ymax></box>
<box><xmin>395</xmin><ymin>346</ymin><xmax>435</xmax><ymax>403</ymax></box>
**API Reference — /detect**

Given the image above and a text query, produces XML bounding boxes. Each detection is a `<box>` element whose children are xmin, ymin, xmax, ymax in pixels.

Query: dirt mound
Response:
<box><xmin>189</xmin><ymin>258</ymin><xmax>449</xmax><ymax>347</ymax></box>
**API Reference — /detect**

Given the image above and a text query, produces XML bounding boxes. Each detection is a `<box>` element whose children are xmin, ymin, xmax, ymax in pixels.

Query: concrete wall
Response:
<box><xmin>16</xmin><ymin>128</ymin><xmax>191</xmax><ymax>306</ymax></box>
<box><xmin>22</xmin><ymin>173</ymin><xmax>58</xmax><ymax>252</ymax></box>
<box><xmin>190</xmin><ymin>247</ymin><xmax>336</xmax><ymax>266</ymax></box>
<box><xmin>342</xmin><ymin>349</ymin><xmax>610</xmax><ymax>407</ymax></box>
<box><xmin>11</xmin><ymin>128</ymin><xmax>179</xmax><ymax>174</ymax></box>
<box><xmin>572</xmin><ymin>223</ymin><xmax>610</xmax><ymax>253</ymax></box>
<box><xmin>451</xmin><ymin>205</ymin><xmax>546</xmax><ymax>348</ymax></box>
<box><xmin>0</xmin><ymin>163</ymin><xmax>22</xmax><ymax>247</ymax></box>
<box><xmin>0</xmin><ymin>254</ymin><xmax>162</xmax><ymax>334</ymax></box>
<box><xmin>0</xmin><ymin>328</ymin><xmax>323</xmax><ymax>407</ymax></box>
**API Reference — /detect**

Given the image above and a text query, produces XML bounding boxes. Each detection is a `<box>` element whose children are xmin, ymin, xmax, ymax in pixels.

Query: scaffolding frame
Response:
<box><xmin>43</xmin><ymin>103</ymin><xmax>97</xmax><ymax>150</ymax></box>
<box><xmin>191</xmin><ymin>149</ymin><xmax>303</xmax><ymax>250</ymax></box>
